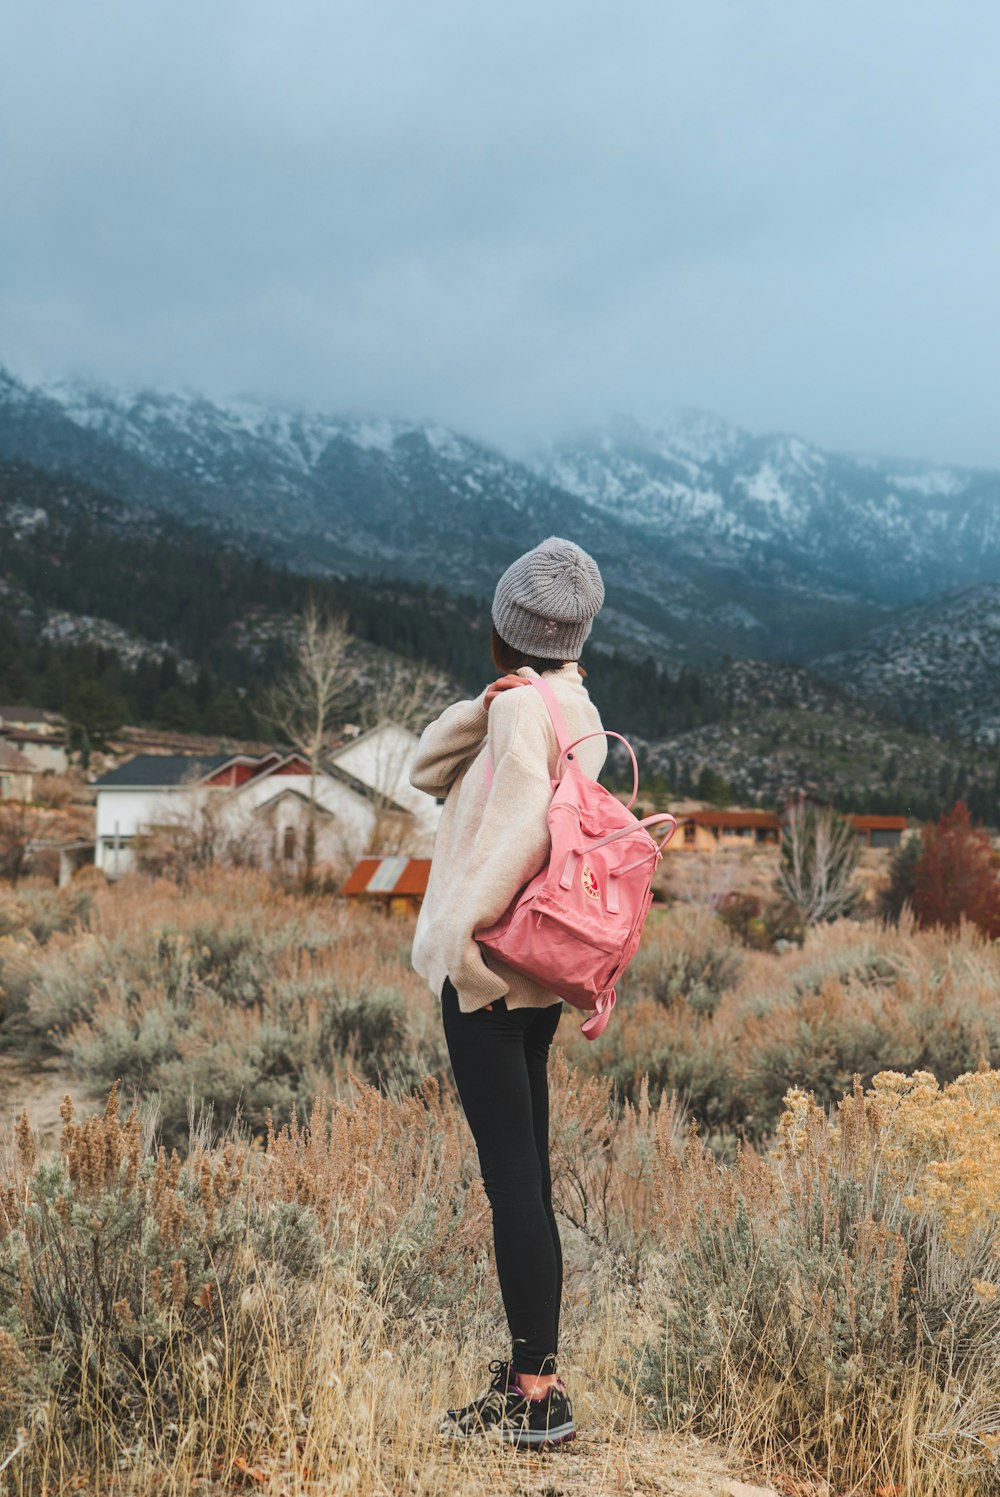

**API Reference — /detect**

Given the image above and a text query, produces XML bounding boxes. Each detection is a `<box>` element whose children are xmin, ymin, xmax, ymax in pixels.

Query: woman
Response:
<box><xmin>409</xmin><ymin>535</ymin><xmax>607</xmax><ymax>1450</ymax></box>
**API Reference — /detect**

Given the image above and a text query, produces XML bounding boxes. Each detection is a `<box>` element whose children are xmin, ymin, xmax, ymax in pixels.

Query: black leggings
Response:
<box><xmin>441</xmin><ymin>977</ymin><xmax>563</xmax><ymax>1376</ymax></box>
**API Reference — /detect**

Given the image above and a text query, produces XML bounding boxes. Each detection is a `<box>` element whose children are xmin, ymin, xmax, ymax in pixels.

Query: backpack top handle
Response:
<box><xmin>482</xmin><ymin>674</ymin><xmax>640</xmax><ymax>809</ymax></box>
<box><xmin>528</xmin><ymin>676</ymin><xmax>641</xmax><ymax>811</ymax></box>
<box><xmin>557</xmin><ymin>730</ymin><xmax>639</xmax><ymax>811</ymax></box>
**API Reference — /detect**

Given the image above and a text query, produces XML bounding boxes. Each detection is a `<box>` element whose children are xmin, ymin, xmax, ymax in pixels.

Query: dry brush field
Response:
<box><xmin>1</xmin><ymin>870</ymin><xmax>999</xmax><ymax>1497</ymax></box>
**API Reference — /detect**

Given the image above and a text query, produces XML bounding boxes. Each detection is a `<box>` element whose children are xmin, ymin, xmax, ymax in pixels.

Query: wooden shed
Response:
<box><xmin>340</xmin><ymin>856</ymin><xmax>431</xmax><ymax>916</ymax></box>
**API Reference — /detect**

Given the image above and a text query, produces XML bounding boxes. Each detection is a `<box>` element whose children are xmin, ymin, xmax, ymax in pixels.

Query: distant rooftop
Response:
<box><xmin>0</xmin><ymin>706</ymin><xmax>64</xmax><ymax>726</ymax></box>
<box><xmin>341</xmin><ymin>856</ymin><xmax>431</xmax><ymax>899</ymax></box>
<box><xmin>93</xmin><ymin>753</ymin><xmax>235</xmax><ymax>788</ymax></box>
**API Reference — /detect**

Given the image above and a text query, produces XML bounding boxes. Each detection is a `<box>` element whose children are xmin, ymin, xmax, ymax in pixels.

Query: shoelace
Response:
<box><xmin>486</xmin><ymin>1358</ymin><xmax>513</xmax><ymax>1392</ymax></box>
<box><xmin>453</xmin><ymin>1360</ymin><xmax>517</xmax><ymax>1424</ymax></box>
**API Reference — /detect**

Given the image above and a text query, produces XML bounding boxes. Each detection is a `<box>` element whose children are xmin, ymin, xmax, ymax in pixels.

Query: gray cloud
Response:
<box><xmin>2</xmin><ymin>0</ymin><xmax>999</xmax><ymax>463</ymax></box>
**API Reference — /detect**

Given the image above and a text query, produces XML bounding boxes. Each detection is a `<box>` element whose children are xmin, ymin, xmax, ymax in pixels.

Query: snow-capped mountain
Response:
<box><xmin>0</xmin><ymin>367</ymin><xmax>876</xmax><ymax>664</ymax></box>
<box><xmin>540</xmin><ymin>413</ymin><xmax>1000</xmax><ymax>604</ymax></box>
<box><xmin>3</xmin><ymin>366</ymin><xmax>999</xmax><ymax>671</ymax></box>
<box><xmin>0</xmin><ymin>368</ymin><xmax>652</xmax><ymax>586</ymax></box>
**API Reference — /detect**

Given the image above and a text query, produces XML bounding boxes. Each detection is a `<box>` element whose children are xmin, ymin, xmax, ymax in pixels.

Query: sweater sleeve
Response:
<box><xmin>409</xmin><ymin>689</ymin><xmax>490</xmax><ymax>799</ymax></box>
<box><xmin>441</xmin><ymin>689</ymin><xmax>555</xmax><ymax>1006</ymax></box>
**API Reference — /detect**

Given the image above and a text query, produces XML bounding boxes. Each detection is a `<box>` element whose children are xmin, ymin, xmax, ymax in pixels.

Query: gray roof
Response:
<box><xmin>94</xmin><ymin>753</ymin><xmax>235</xmax><ymax>788</ymax></box>
<box><xmin>0</xmin><ymin>705</ymin><xmax>64</xmax><ymax>725</ymax></box>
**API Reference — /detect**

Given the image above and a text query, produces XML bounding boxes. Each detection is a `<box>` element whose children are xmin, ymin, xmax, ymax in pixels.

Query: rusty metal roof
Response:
<box><xmin>340</xmin><ymin>856</ymin><xmax>431</xmax><ymax>898</ymax></box>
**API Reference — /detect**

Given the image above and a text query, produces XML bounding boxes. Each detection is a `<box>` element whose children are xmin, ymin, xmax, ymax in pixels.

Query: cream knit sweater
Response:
<box><xmin>409</xmin><ymin>663</ymin><xmax>606</xmax><ymax>1013</ymax></box>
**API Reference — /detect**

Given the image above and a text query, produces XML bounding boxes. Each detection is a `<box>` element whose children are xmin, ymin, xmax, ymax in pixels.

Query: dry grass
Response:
<box><xmin>1</xmin><ymin>870</ymin><xmax>1000</xmax><ymax>1494</ymax></box>
<box><xmin>564</xmin><ymin>903</ymin><xmax>1000</xmax><ymax>1144</ymax></box>
<box><xmin>0</xmin><ymin>1056</ymin><xmax>730</xmax><ymax>1496</ymax></box>
<box><xmin>8</xmin><ymin>870</ymin><xmax>997</xmax><ymax>1149</ymax></box>
<box><xmin>2</xmin><ymin>1061</ymin><xmax>998</xmax><ymax>1494</ymax></box>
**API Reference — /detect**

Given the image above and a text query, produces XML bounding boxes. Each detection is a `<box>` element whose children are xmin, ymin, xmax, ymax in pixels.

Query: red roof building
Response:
<box><xmin>340</xmin><ymin>856</ymin><xmax>431</xmax><ymax>914</ymax></box>
<box><xmin>672</xmin><ymin>808</ymin><xmax>907</xmax><ymax>851</ymax></box>
<box><xmin>848</xmin><ymin>815</ymin><xmax>909</xmax><ymax>848</ymax></box>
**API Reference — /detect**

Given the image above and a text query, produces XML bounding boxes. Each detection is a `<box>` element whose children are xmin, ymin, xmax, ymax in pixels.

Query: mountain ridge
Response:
<box><xmin>0</xmin><ymin>366</ymin><xmax>885</xmax><ymax>666</ymax></box>
<box><xmin>540</xmin><ymin>412</ymin><xmax>1000</xmax><ymax>604</ymax></box>
<box><xmin>3</xmin><ymin>366</ymin><xmax>999</xmax><ymax>680</ymax></box>
<box><xmin>4</xmin><ymin>443</ymin><xmax>1000</xmax><ymax>818</ymax></box>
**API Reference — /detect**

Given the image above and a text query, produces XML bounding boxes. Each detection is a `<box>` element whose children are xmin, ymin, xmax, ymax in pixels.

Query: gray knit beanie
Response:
<box><xmin>491</xmin><ymin>536</ymin><xmax>605</xmax><ymax>660</ymax></box>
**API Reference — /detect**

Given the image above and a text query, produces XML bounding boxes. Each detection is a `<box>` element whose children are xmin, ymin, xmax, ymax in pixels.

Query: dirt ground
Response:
<box><xmin>0</xmin><ymin>1050</ymin><xmax>93</xmax><ymax>1151</ymax></box>
<box><xmin>416</xmin><ymin>1431</ymin><xmax>771</xmax><ymax>1497</ymax></box>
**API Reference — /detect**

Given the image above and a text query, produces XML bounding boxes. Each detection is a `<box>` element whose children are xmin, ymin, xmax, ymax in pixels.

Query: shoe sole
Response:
<box><xmin>438</xmin><ymin>1419</ymin><xmax>577</xmax><ymax>1449</ymax></box>
<box><xmin>502</xmin><ymin>1421</ymin><xmax>577</xmax><ymax>1449</ymax></box>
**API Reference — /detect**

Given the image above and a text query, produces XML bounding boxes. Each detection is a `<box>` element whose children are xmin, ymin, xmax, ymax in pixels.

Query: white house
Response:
<box><xmin>327</xmin><ymin>720</ymin><xmax>442</xmax><ymax>849</ymax></box>
<box><xmin>92</xmin><ymin>730</ymin><xmax>439</xmax><ymax>879</ymax></box>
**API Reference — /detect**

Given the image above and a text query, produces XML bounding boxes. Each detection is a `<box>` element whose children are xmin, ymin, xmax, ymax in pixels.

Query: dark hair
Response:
<box><xmin>490</xmin><ymin>623</ymin><xmax>577</xmax><ymax>676</ymax></box>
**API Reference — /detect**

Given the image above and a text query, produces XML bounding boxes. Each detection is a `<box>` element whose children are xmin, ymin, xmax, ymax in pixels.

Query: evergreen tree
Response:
<box><xmin>696</xmin><ymin>766</ymin><xmax>731</xmax><ymax>806</ymax></box>
<box><xmin>64</xmin><ymin>680</ymin><xmax>127</xmax><ymax>750</ymax></box>
<box><xmin>878</xmin><ymin>833</ymin><xmax>921</xmax><ymax>925</ymax></box>
<box><xmin>204</xmin><ymin>685</ymin><xmax>254</xmax><ymax>738</ymax></box>
<box><xmin>155</xmin><ymin>687</ymin><xmax>201</xmax><ymax>732</ymax></box>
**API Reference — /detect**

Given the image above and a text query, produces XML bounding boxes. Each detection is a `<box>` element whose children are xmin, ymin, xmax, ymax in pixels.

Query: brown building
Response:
<box><xmin>671</xmin><ymin>808</ymin><xmax>907</xmax><ymax>852</ymax></box>
<box><xmin>0</xmin><ymin>706</ymin><xmax>68</xmax><ymax>774</ymax></box>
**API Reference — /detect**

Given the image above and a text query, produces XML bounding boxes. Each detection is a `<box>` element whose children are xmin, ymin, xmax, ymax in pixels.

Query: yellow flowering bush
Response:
<box><xmin>869</xmin><ymin>1067</ymin><xmax>1000</xmax><ymax>1255</ymax></box>
<box><xmin>637</xmin><ymin>1067</ymin><xmax>1000</xmax><ymax>1496</ymax></box>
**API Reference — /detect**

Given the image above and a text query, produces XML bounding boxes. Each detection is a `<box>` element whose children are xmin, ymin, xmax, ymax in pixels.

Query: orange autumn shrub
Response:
<box><xmin>912</xmin><ymin>800</ymin><xmax>1000</xmax><ymax>939</ymax></box>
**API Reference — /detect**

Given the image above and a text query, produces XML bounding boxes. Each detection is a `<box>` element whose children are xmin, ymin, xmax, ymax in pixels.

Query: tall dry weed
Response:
<box><xmin>566</xmin><ymin>902</ymin><xmax>1000</xmax><ymax>1142</ymax></box>
<box><xmin>2</xmin><ymin>871</ymin><xmax>447</xmax><ymax>1148</ymax></box>
<box><xmin>634</xmin><ymin>1067</ymin><xmax>1000</xmax><ymax>1495</ymax></box>
<box><xmin>0</xmin><ymin>1059</ymin><xmax>684</xmax><ymax>1495</ymax></box>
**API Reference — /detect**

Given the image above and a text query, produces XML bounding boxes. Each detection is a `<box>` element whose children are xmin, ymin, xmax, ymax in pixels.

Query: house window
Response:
<box><xmin>684</xmin><ymin>823</ymin><xmax>696</xmax><ymax>845</ymax></box>
<box><xmin>283</xmin><ymin>825</ymin><xmax>297</xmax><ymax>861</ymax></box>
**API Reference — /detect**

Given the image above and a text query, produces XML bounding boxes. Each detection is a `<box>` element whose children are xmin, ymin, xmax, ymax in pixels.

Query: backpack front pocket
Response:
<box><xmin>483</xmin><ymin>898</ymin><xmax>620</xmax><ymax>997</ymax></box>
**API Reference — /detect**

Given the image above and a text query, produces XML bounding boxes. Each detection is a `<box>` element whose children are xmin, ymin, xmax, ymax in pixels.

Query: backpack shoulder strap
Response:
<box><xmin>528</xmin><ymin>674</ymin><xmax>573</xmax><ymax>760</ymax></box>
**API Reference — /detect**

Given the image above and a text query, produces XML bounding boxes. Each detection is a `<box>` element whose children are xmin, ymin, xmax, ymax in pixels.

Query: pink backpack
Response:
<box><xmin>474</xmin><ymin>677</ymin><xmax>676</xmax><ymax>1040</ymax></box>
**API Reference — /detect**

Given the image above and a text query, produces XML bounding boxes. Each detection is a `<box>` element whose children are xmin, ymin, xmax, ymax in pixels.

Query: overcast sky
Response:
<box><xmin>2</xmin><ymin>1</ymin><xmax>998</xmax><ymax>465</ymax></box>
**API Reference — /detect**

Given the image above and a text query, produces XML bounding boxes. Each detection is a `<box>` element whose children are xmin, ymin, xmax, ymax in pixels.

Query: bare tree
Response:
<box><xmin>358</xmin><ymin>658</ymin><xmax>449</xmax><ymax>852</ymax></box>
<box><xmin>777</xmin><ymin>804</ymin><xmax>860</xmax><ymax>924</ymax></box>
<box><xmin>667</xmin><ymin>847</ymin><xmax>747</xmax><ymax>911</ymax></box>
<box><xmin>133</xmin><ymin>772</ymin><xmax>260</xmax><ymax>884</ymax></box>
<box><xmin>0</xmin><ymin>800</ymin><xmax>44</xmax><ymax>884</ymax></box>
<box><xmin>260</xmin><ymin>603</ymin><xmax>357</xmax><ymax>884</ymax></box>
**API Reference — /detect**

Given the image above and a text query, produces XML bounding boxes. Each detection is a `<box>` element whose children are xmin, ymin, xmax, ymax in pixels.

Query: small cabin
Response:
<box><xmin>0</xmin><ymin>706</ymin><xmax>69</xmax><ymax>774</ymax></box>
<box><xmin>849</xmin><ymin>815</ymin><xmax>907</xmax><ymax>849</ymax></box>
<box><xmin>673</xmin><ymin>809</ymin><xmax>782</xmax><ymax>851</ymax></box>
<box><xmin>340</xmin><ymin>856</ymin><xmax>431</xmax><ymax>916</ymax></box>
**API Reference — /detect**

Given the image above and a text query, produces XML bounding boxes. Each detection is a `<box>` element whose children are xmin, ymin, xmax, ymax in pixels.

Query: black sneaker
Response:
<box><xmin>439</xmin><ymin>1358</ymin><xmax>577</xmax><ymax>1449</ymax></box>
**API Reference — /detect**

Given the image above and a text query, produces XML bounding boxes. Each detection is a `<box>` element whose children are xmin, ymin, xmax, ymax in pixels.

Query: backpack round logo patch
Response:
<box><xmin>581</xmin><ymin>862</ymin><xmax>600</xmax><ymax>900</ymax></box>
